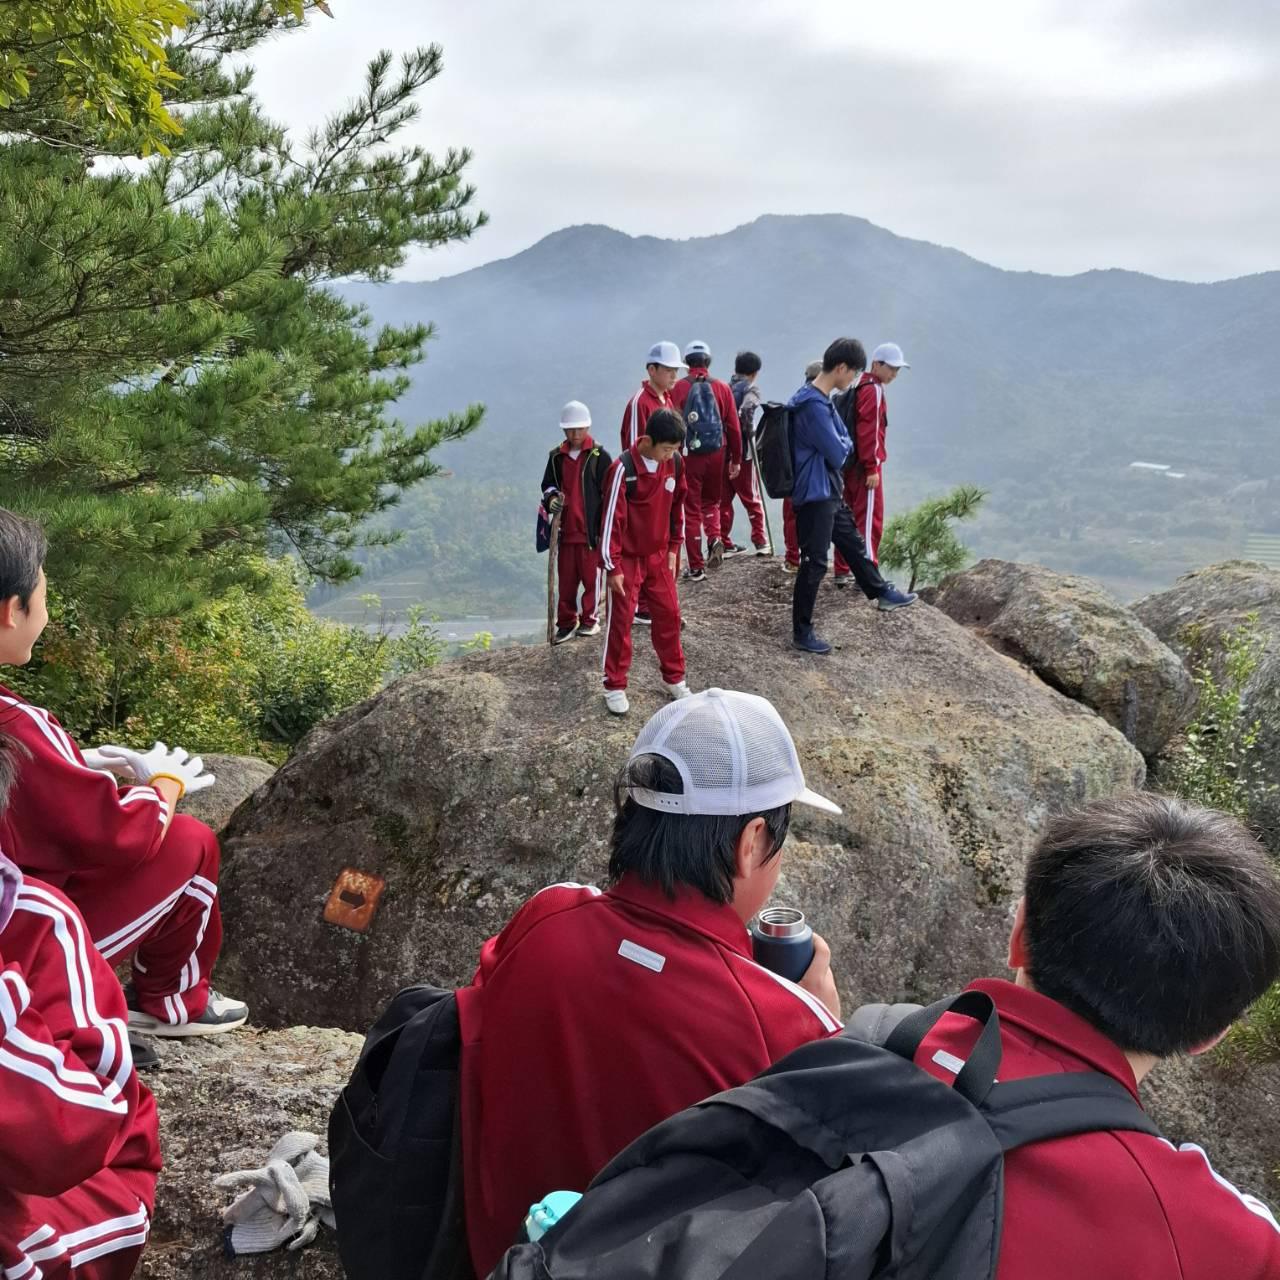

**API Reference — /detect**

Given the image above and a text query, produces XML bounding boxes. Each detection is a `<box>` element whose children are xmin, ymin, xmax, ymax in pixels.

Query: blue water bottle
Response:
<box><xmin>750</xmin><ymin>906</ymin><xmax>815</xmax><ymax>982</ymax></box>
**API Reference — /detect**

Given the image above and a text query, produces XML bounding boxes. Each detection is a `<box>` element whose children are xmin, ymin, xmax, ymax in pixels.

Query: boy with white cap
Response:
<box><xmin>541</xmin><ymin>401</ymin><xmax>611</xmax><ymax>643</ymax></box>
<box><xmin>836</xmin><ymin>341</ymin><xmax>909</xmax><ymax>572</ymax></box>
<box><xmin>621</xmin><ymin>342</ymin><xmax>685</xmax><ymax>624</ymax></box>
<box><xmin>670</xmin><ymin>341</ymin><xmax>742</xmax><ymax>581</ymax></box>
<box><xmin>456</xmin><ymin>688</ymin><xmax>843</xmax><ymax>1277</ymax></box>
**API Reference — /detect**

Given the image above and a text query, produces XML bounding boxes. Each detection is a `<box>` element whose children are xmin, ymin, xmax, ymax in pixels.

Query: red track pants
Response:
<box><xmin>1</xmin><ymin>1174</ymin><xmax>153</xmax><ymax>1280</ymax></box>
<box><xmin>834</xmin><ymin>468</ymin><xmax>884</xmax><ymax>575</ymax></box>
<box><xmin>602</xmin><ymin>552</ymin><xmax>685</xmax><ymax>691</ymax></box>
<box><xmin>720</xmin><ymin>457</ymin><xmax>767</xmax><ymax>548</ymax></box>
<box><xmin>76</xmin><ymin>816</ymin><xmax>223</xmax><ymax>1025</ymax></box>
<box><xmin>556</xmin><ymin>542</ymin><xmax>601</xmax><ymax>630</ymax></box>
<box><xmin>682</xmin><ymin>452</ymin><xmax>723</xmax><ymax>572</ymax></box>
<box><xmin>783</xmin><ymin>499</ymin><xmax>800</xmax><ymax>567</ymax></box>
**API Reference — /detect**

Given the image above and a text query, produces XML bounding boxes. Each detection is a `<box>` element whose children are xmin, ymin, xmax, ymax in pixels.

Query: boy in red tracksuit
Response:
<box><xmin>620</xmin><ymin>341</ymin><xmax>685</xmax><ymax>625</ymax></box>
<box><xmin>0</xmin><ymin>509</ymin><xmax>248</xmax><ymax>1040</ymax></box>
<box><xmin>835</xmin><ymin>342</ymin><xmax>907</xmax><ymax>578</ymax></box>
<box><xmin>670</xmin><ymin>341</ymin><xmax>742</xmax><ymax>581</ymax></box>
<box><xmin>723</xmin><ymin>351</ymin><xmax>769</xmax><ymax>556</ymax></box>
<box><xmin>542</xmin><ymin>400</ymin><xmax>611</xmax><ymax>644</ymax></box>
<box><xmin>600</xmin><ymin>410</ymin><xmax>690</xmax><ymax>716</ymax></box>
<box><xmin>1</xmin><ymin>814</ymin><xmax>162</xmax><ymax>1279</ymax></box>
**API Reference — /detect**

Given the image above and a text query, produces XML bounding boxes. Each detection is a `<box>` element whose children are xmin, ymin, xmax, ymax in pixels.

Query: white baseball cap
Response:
<box><xmin>560</xmin><ymin>400</ymin><xmax>591</xmax><ymax>430</ymax></box>
<box><xmin>646</xmin><ymin>340</ymin><xmax>687</xmax><ymax>370</ymax></box>
<box><xmin>626</xmin><ymin>688</ymin><xmax>841</xmax><ymax>817</ymax></box>
<box><xmin>683</xmin><ymin>340</ymin><xmax>712</xmax><ymax>360</ymax></box>
<box><xmin>872</xmin><ymin>343</ymin><xmax>910</xmax><ymax>369</ymax></box>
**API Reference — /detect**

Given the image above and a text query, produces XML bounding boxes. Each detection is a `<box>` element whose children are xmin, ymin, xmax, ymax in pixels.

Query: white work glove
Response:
<box><xmin>214</xmin><ymin>1132</ymin><xmax>332</xmax><ymax>1256</ymax></box>
<box><xmin>94</xmin><ymin>741</ymin><xmax>216</xmax><ymax>796</ymax></box>
<box><xmin>80</xmin><ymin>747</ymin><xmax>135</xmax><ymax>779</ymax></box>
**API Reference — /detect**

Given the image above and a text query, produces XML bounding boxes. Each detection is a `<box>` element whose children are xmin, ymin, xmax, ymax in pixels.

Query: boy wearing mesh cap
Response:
<box><xmin>456</xmin><ymin>688</ymin><xmax>843</xmax><ymax>1277</ymax></box>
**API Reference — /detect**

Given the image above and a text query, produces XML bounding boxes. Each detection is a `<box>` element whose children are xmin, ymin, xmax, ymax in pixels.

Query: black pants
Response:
<box><xmin>792</xmin><ymin>498</ymin><xmax>887</xmax><ymax>635</ymax></box>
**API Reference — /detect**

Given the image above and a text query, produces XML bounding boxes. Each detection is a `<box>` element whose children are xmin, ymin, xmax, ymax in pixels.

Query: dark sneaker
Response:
<box><xmin>783</xmin><ymin>561</ymin><xmax>800</xmax><ymax>575</ymax></box>
<box><xmin>877</xmin><ymin>585</ymin><xmax>919</xmax><ymax>612</ymax></box>
<box><xmin>130</xmin><ymin>1037</ymin><xmax>160</xmax><ymax>1072</ymax></box>
<box><xmin>576</xmin><ymin>620</ymin><xmax>601</xmax><ymax>637</ymax></box>
<box><xmin>634</xmin><ymin>610</ymin><xmax>652</xmax><ymax>627</ymax></box>
<box><xmin>792</xmin><ymin>628</ymin><xmax>833</xmax><ymax>655</ymax></box>
<box><xmin>126</xmin><ymin>985</ymin><xmax>249</xmax><ymax>1038</ymax></box>
<box><xmin>686</xmin><ymin>568</ymin><xmax>706</xmax><ymax>583</ymax></box>
<box><xmin>754</xmin><ymin>543</ymin><xmax>772</xmax><ymax>556</ymax></box>
<box><xmin>552</xmin><ymin>625</ymin><xmax>578</xmax><ymax>645</ymax></box>
<box><xmin>707</xmin><ymin>540</ymin><xmax>725</xmax><ymax>569</ymax></box>
<box><xmin>722</xmin><ymin>542</ymin><xmax>748</xmax><ymax>559</ymax></box>
<box><xmin>833</xmin><ymin>575</ymin><xmax>851</xmax><ymax>589</ymax></box>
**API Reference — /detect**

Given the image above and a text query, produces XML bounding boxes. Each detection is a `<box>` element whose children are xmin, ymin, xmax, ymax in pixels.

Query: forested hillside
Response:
<box><xmin>317</xmin><ymin>214</ymin><xmax>1280</xmax><ymax>618</ymax></box>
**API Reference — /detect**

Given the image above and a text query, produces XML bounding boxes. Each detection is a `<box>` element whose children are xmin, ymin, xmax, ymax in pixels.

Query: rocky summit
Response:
<box><xmin>215</xmin><ymin>556</ymin><xmax>1144</xmax><ymax>1032</ymax></box>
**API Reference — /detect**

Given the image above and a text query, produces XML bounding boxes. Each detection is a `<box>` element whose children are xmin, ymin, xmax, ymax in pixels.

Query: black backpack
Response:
<box><xmin>754</xmin><ymin>402</ymin><xmax>793</xmax><ymax>498</ymax></box>
<box><xmin>683</xmin><ymin>376</ymin><xmax>724</xmax><ymax>455</ymax></box>
<box><xmin>620</xmin><ymin>449</ymin><xmax>682</xmax><ymax>496</ymax></box>
<box><xmin>832</xmin><ymin>383</ymin><xmax>858</xmax><ymax>463</ymax></box>
<box><xmin>329</xmin><ymin>985</ymin><xmax>474</xmax><ymax>1280</ymax></box>
<box><xmin>489</xmin><ymin>991</ymin><xmax>1160</xmax><ymax>1280</ymax></box>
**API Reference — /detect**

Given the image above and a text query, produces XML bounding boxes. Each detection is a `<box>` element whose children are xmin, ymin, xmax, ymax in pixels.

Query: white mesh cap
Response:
<box><xmin>627</xmin><ymin>688</ymin><xmax>841</xmax><ymax>817</ymax></box>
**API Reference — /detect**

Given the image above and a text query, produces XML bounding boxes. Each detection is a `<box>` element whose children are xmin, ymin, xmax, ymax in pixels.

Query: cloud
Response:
<box><xmin>245</xmin><ymin>0</ymin><xmax>1280</xmax><ymax>283</ymax></box>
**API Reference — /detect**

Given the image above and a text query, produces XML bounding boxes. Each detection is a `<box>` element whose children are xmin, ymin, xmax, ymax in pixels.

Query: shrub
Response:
<box><xmin>878</xmin><ymin>485</ymin><xmax>987</xmax><ymax>591</ymax></box>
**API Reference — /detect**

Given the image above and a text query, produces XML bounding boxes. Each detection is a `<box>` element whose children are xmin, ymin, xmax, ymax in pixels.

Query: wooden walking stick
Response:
<box><xmin>545</xmin><ymin>506</ymin><xmax>563</xmax><ymax>644</ymax></box>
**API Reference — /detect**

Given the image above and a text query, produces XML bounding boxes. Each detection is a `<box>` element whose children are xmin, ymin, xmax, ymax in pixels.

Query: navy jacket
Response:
<box><xmin>788</xmin><ymin>383</ymin><xmax>853</xmax><ymax>507</ymax></box>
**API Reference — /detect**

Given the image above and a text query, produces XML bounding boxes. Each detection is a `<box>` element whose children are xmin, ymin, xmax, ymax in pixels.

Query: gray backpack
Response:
<box><xmin>489</xmin><ymin>991</ymin><xmax>1159</xmax><ymax>1280</ymax></box>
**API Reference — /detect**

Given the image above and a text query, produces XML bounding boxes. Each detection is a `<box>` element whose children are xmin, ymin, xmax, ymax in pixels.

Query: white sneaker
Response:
<box><xmin>126</xmin><ymin>985</ymin><xmax>248</xmax><ymax>1038</ymax></box>
<box><xmin>604</xmin><ymin>689</ymin><xmax>630</xmax><ymax>715</ymax></box>
<box><xmin>576</xmin><ymin>620</ymin><xmax>601</xmax><ymax>637</ymax></box>
<box><xmin>663</xmin><ymin>680</ymin><xmax>692</xmax><ymax>700</ymax></box>
<box><xmin>755</xmin><ymin>543</ymin><xmax>773</xmax><ymax>556</ymax></box>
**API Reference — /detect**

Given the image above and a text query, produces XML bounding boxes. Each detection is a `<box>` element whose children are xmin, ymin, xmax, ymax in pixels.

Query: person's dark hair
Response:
<box><xmin>822</xmin><ymin>338</ymin><xmax>867</xmax><ymax>375</ymax></box>
<box><xmin>643</xmin><ymin>408</ymin><xmax>686</xmax><ymax>447</ymax></box>
<box><xmin>0</xmin><ymin>732</ymin><xmax>28</xmax><ymax>814</ymax></box>
<box><xmin>608</xmin><ymin>754</ymin><xmax>791</xmax><ymax>904</ymax></box>
<box><xmin>734</xmin><ymin>351</ymin><xmax>762</xmax><ymax>377</ymax></box>
<box><xmin>0</xmin><ymin>509</ymin><xmax>47</xmax><ymax>609</ymax></box>
<box><xmin>1023</xmin><ymin>792</ymin><xmax>1280</xmax><ymax>1056</ymax></box>
<box><xmin>685</xmin><ymin>352</ymin><xmax>711</xmax><ymax>370</ymax></box>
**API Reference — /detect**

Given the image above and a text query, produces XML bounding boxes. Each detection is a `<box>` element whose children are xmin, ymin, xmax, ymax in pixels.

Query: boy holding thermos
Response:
<box><xmin>455</xmin><ymin>688</ymin><xmax>842</xmax><ymax>1278</ymax></box>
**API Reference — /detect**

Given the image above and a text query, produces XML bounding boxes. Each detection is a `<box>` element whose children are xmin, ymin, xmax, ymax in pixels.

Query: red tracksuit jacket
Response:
<box><xmin>600</xmin><ymin>446</ymin><xmax>687</xmax><ymax>572</ymax></box>
<box><xmin>919</xmin><ymin>979</ymin><xmax>1280</xmax><ymax>1278</ymax></box>
<box><xmin>852</xmin><ymin>372</ymin><xmax>887</xmax><ymax>478</ymax></box>
<box><xmin>456</xmin><ymin>877</ymin><xmax>840</xmax><ymax>1276</ymax></box>
<box><xmin>620</xmin><ymin>383</ymin><xmax>673</xmax><ymax>451</ymax></box>
<box><xmin>670</xmin><ymin>372</ymin><xmax>744</xmax><ymax>467</ymax></box>
<box><xmin>1</xmin><ymin>862</ymin><xmax>161</xmax><ymax>1269</ymax></box>
<box><xmin>0</xmin><ymin>690</ymin><xmax>169</xmax><ymax>885</ymax></box>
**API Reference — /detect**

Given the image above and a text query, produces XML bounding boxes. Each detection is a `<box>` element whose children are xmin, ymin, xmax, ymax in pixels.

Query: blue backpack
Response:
<box><xmin>683</xmin><ymin>376</ymin><xmax>724</xmax><ymax>456</ymax></box>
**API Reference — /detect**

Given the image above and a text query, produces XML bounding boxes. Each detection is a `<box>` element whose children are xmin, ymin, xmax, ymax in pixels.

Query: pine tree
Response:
<box><xmin>0</xmin><ymin>3</ymin><xmax>486</xmax><ymax>627</ymax></box>
<box><xmin>878</xmin><ymin>486</ymin><xmax>988</xmax><ymax>592</ymax></box>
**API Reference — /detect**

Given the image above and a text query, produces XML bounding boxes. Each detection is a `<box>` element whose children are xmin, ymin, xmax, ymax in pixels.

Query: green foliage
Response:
<box><xmin>7</xmin><ymin>559</ymin><xmax>443</xmax><ymax>762</ymax></box>
<box><xmin>1162</xmin><ymin>617</ymin><xmax>1274</xmax><ymax>821</ymax></box>
<box><xmin>0</xmin><ymin>6</ymin><xmax>486</xmax><ymax>644</ymax></box>
<box><xmin>878</xmin><ymin>485</ymin><xmax>987</xmax><ymax>592</ymax></box>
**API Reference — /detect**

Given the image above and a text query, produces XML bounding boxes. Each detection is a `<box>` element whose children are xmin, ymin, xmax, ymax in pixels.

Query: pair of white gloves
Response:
<box><xmin>215</xmin><ymin>1132</ymin><xmax>335</xmax><ymax>1255</ymax></box>
<box><xmin>81</xmin><ymin>740</ymin><xmax>216</xmax><ymax>797</ymax></box>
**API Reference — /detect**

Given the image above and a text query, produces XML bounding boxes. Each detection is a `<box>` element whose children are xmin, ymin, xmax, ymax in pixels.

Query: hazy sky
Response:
<box><xmin>249</xmin><ymin>0</ymin><xmax>1280</xmax><ymax>283</ymax></box>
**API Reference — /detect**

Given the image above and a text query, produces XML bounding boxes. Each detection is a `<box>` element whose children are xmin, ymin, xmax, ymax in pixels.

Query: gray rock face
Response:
<box><xmin>216</xmin><ymin>558</ymin><xmax>1145</xmax><ymax>1032</ymax></box>
<box><xmin>933</xmin><ymin>559</ymin><xmax>1195</xmax><ymax>758</ymax></box>
<box><xmin>1135</xmin><ymin>561</ymin><xmax>1280</xmax><ymax>850</ymax></box>
<box><xmin>178</xmin><ymin>754</ymin><xmax>277</xmax><ymax>835</ymax></box>
<box><xmin>138</xmin><ymin>1026</ymin><xmax>359</xmax><ymax>1278</ymax></box>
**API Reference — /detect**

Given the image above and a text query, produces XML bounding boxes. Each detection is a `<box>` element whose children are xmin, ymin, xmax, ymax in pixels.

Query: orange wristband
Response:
<box><xmin>148</xmin><ymin>772</ymin><xmax>187</xmax><ymax>802</ymax></box>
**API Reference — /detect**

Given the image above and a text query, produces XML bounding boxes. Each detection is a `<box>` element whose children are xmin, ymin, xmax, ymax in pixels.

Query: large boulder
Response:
<box><xmin>179</xmin><ymin>754</ymin><xmax>277</xmax><ymax>834</ymax></box>
<box><xmin>933</xmin><ymin>559</ymin><xmax>1195</xmax><ymax>757</ymax></box>
<box><xmin>1135</xmin><ymin>561</ymin><xmax>1280</xmax><ymax>849</ymax></box>
<box><xmin>139</xmin><ymin>1026</ymin><xmax>359</xmax><ymax>1278</ymax></box>
<box><xmin>217</xmin><ymin>558</ymin><xmax>1144</xmax><ymax>1032</ymax></box>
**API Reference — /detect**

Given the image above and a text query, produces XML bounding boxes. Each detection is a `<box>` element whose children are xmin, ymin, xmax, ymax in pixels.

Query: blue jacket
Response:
<box><xmin>788</xmin><ymin>383</ymin><xmax>853</xmax><ymax>507</ymax></box>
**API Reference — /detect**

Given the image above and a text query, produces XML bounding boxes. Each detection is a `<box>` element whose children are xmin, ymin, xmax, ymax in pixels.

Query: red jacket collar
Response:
<box><xmin>967</xmin><ymin>978</ymin><xmax>1140</xmax><ymax>1096</ymax></box>
<box><xmin>559</xmin><ymin>434</ymin><xmax>594</xmax><ymax>455</ymax></box>
<box><xmin>606</xmin><ymin>873</ymin><xmax>752</xmax><ymax>956</ymax></box>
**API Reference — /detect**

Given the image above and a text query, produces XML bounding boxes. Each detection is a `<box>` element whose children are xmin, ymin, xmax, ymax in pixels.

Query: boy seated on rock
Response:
<box><xmin>599</xmin><ymin>408</ymin><xmax>691</xmax><ymax>716</ymax></box>
<box><xmin>0</xmin><ymin>741</ymin><xmax>161</xmax><ymax>1280</ymax></box>
<box><xmin>894</xmin><ymin>792</ymin><xmax>1280</xmax><ymax>1278</ymax></box>
<box><xmin>0</xmin><ymin>508</ymin><xmax>248</xmax><ymax>1040</ymax></box>
<box><xmin>456</xmin><ymin>688</ymin><xmax>843</xmax><ymax>1276</ymax></box>
<box><xmin>541</xmin><ymin>400</ymin><xmax>612</xmax><ymax>644</ymax></box>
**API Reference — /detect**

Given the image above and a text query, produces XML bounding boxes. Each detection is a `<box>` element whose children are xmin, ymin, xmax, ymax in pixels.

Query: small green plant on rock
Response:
<box><xmin>878</xmin><ymin>485</ymin><xmax>987</xmax><ymax>592</ymax></box>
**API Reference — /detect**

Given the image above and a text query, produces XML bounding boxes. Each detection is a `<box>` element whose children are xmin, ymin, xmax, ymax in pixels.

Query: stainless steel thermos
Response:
<box><xmin>750</xmin><ymin>907</ymin><xmax>814</xmax><ymax>982</ymax></box>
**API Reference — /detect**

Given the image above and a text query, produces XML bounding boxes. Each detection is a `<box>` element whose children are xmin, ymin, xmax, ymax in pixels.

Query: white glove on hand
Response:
<box><xmin>95</xmin><ymin>741</ymin><xmax>216</xmax><ymax>795</ymax></box>
<box><xmin>80</xmin><ymin>747</ymin><xmax>137</xmax><ymax>779</ymax></box>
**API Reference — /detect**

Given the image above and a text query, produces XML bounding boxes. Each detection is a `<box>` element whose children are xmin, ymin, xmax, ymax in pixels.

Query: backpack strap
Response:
<box><xmin>883</xmin><ymin>990</ymin><xmax>1004</xmax><ymax>1106</ymax></box>
<box><xmin>620</xmin><ymin>450</ymin><xmax>638</xmax><ymax>497</ymax></box>
<box><xmin>981</xmin><ymin>1070</ymin><xmax>1161</xmax><ymax>1153</ymax></box>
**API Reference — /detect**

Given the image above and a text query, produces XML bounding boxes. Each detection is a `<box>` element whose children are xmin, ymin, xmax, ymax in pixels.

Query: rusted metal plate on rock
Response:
<box><xmin>322</xmin><ymin>867</ymin><xmax>387</xmax><ymax>933</ymax></box>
